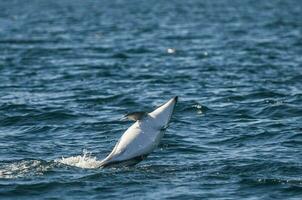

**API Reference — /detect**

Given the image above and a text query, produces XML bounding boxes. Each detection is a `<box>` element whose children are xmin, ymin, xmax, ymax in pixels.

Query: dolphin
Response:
<box><xmin>99</xmin><ymin>96</ymin><xmax>178</xmax><ymax>167</ymax></box>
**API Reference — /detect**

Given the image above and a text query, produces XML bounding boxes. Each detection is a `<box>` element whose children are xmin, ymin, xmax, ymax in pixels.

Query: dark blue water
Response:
<box><xmin>1</xmin><ymin>0</ymin><xmax>302</xmax><ymax>199</ymax></box>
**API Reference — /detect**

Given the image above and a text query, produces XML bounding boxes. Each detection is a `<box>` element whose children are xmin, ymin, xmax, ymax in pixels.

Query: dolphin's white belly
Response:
<box><xmin>100</xmin><ymin>97</ymin><xmax>177</xmax><ymax>167</ymax></box>
<box><xmin>113</xmin><ymin>121</ymin><xmax>161</xmax><ymax>161</ymax></box>
<box><xmin>102</xmin><ymin>117</ymin><xmax>162</xmax><ymax>163</ymax></box>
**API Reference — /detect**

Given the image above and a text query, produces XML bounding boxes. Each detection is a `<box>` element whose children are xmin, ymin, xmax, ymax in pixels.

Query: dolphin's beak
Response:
<box><xmin>173</xmin><ymin>96</ymin><xmax>178</xmax><ymax>103</ymax></box>
<box><xmin>149</xmin><ymin>96</ymin><xmax>178</xmax><ymax>128</ymax></box>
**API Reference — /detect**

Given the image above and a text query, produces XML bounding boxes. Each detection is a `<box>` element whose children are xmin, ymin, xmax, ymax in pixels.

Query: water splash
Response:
<box><xmin>0</xmin><ymin>159</ymin><xmax>50</xmax><ymax>179</ymax></box>
<box><xmin>192</xmin><ymin>104</ymin><xmax>203</xmax><ymax>114</ymax></box>
<box><xmin>0</xmin><ymin>150</ymin><xmax>103</xmax><ymax>179</ymax></box>
<box><xmin>55</xmin><ymin>150</ymin><xmax>103</xmax><ymax>169</ymax></box>
<box><xmin>167</xmin><ymin>48</ymin><xmax>176</xmax><ymax>54</ymax></box>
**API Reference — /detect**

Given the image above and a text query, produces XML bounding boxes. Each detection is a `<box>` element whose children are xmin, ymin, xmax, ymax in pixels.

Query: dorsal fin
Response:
<box><xmin>124</xmin><ymin>112</ymin><xmax>148</xmax><ymax>121</ymax></box>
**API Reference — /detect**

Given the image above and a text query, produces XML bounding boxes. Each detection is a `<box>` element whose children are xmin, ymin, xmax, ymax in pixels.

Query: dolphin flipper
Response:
<box><xmin>123</xmin><ymin>112</ymin><xmax>148</xmax><ymax>121</ymax></box>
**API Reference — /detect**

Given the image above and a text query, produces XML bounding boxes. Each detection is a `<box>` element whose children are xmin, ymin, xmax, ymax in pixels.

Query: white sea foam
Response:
<box><xmin>167</xmin><ymin>48</ymin><xmax>176</xmax><ymax>54</ymax></box>
<box><xmin>0</xmin><ymin>150</ymin><xmax>103</xmax><ymax>178</ymax></box>
<box><xmin>0</xmin><ymin>160</ymin><xmax>49</xmax><ymax>179</ymax></box>
<box><xmin>55</xmin><ymin>150</ymin><xmax>102</xmax><ymax>169</ymax></box>
<box><xmin>192</xmin><ymin>104</ymin><xmax>203</xmax><ymax>114</ymax></box>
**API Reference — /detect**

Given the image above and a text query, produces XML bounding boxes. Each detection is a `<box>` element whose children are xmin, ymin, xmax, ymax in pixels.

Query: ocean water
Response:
<box><xmin>0</xmin><ymin>0</ymin><xmax>302</xmax><ymax>199</ymax></box>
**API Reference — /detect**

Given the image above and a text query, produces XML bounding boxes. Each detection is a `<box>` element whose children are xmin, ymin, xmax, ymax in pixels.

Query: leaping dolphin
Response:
<box><xmin>99</xmin><ymin>96</ymin><xmax>178</xmax><ymax>167</ymax></box>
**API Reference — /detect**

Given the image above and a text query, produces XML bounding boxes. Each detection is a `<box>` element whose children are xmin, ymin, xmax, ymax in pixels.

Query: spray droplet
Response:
<box><xmin>167</xmin><ymin>48</ymin><xmax>176</xmax><ymax>54</ymax></box>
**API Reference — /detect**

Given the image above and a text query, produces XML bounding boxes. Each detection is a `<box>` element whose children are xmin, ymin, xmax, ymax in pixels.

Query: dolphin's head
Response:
<box><xmin>149</xmin><ymin>96</ymin><xmax>178</xmax><ymax>128</ymax></box>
